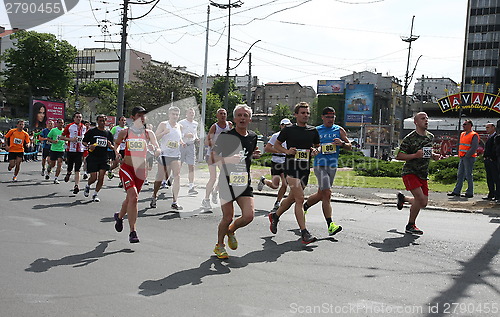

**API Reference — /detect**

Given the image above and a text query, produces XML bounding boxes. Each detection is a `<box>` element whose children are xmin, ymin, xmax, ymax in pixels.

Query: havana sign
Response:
<box><xmin>437</xmin><ymin>91</ymin><xmax>500</xmax><ymax>113</ymax></box>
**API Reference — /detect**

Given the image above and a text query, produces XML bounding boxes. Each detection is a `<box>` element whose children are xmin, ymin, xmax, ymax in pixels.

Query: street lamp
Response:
<box><xmin>210</xmin><ymin>0</ymin><xmax>243</xmax><ymax>109</ymax></box>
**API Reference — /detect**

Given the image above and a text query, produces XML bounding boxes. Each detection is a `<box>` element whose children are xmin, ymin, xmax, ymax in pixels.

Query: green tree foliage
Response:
<box><xmin>0</xmin><ymin>30</ymin><xmax>77</xmax><ymax>116</ymax></box>
<box><xmin>126</xmin><ymin>62</ymin><xmax>198</xmax><ymax>113</ymax></box>
<box><xmin>270</xmin><ymin>103</ymin><xmax>294</xmax><ymax>132</ymax></box>
<box><xmin>193</xmin><ymin>90</ymin><xmax>223</xmax><ymax>132</ymax></box>
<box><xmin>79</xmin><ymin>80</ymin><xmax>118</xmax><ymax>116</ymax></box>
<box><xmin>209</xmin><ymin>77</ymin><xmax>243</xmax><ymax>120</ymax></box>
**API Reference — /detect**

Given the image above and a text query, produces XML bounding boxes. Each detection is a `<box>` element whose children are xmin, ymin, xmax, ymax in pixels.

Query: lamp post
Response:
<box><xmin>401</xmin><ymin>15</ymin><xmax>419</xmax><ymax>130</ymax></box>
<box><xmin>210</xmin><ymin>0</ymin><xmax>243</xmax><ymax>109</ymax></box>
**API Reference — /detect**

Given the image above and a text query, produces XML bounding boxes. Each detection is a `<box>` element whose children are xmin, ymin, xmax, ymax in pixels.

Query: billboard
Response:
<box><xmin>364</xmin><ymin>125</ymin><xmax>391</xmax><ymax>146</ymax></box>
<box><xmin>344</xmin><ymin>84</ymin><xmax>374</xmax><ymax>127</ymax></box>
<box><xmin>437</xmin><ymin>91</ymin><xmax>500</xmax><ymax>114</ymax></box>
<box><xmin>30</xmin><ymin>99</ymin><xmax>66</xmax><ymax>129</ymax></box>
<box><xmin>317</xmin><ymin>80</ymin><xmax>345</xmax><ymax>94</ymax></box>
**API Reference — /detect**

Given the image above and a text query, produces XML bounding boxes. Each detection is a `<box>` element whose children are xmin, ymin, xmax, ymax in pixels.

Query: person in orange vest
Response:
<box><xmin>448</xmin><ymin>119</ymin><xmax>478</xmax><ymax>198</ymax></box>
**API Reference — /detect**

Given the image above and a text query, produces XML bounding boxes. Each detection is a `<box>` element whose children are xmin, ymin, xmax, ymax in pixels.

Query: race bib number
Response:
<box><xmin>76</xmin><ymin>136</ymin><xmax>83</xmax><ymax>143</ymax></box>
<box><xmin>229</xmin><ymin>172</ymin><xmax>248</xmax><ymax>186</ymax></box>
<box><xmin>56</xmin><ymin>135</ymin><xmax>62</xmax><ymax>140</ymax></box>
<box><xmin>294</xmin><ymin>149</ymin><xmax>310</xmax><ymax>161</ymax></box>
<box><xmin>13</xmin><ymin>138</ymin><xmax>22</xmax><ymax>145</ymax></box>
<box><xmin>321</xmin><ymin>143</ymin><xmax>336</xmax><ymax>154</ymax></box>
<box><xmin>127</xmin><ymin>139</ymin><xmax>146</xmax><ymax>151</ymax></box>
<box><xmin>167</xmin><ymin>141</ymin><xmax>179</xmax><ymax>149</ymax></box>
<box><xmin>422</xmin><ymin>146</ymin><xmax>432</xmax><ymax>158</ymax></box>
<box><xmin>96</xmin><ymin>137</ymin><xmax>108</xmax><ymax>147</ymax></box>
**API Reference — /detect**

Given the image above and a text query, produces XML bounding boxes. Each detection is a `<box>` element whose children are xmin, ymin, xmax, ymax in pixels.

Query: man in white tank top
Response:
<box><xmin>201</xmin><ymin>108</ymin><xmax>233</xmax><ymax>211</ymax></box>
<box><xmin>151</xmin><ymin>106</ymin><xmax>184</xmax><ymax>211</ymax></box>
<box><xmin>179</xmin><ymin>107</ymin><xmax>199</xmax><ymax>195</ymax></box>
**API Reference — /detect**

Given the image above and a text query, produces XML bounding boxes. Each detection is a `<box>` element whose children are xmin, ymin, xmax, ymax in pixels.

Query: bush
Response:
<box><xmin>429</xmin><ymin>156</ymin><xmax>485</xmax><ymax>184</ymax></box>
<box><xmin>252</xmin><ymin>152</ymin><xmax>272</xmax><ymax>167</ymax></box>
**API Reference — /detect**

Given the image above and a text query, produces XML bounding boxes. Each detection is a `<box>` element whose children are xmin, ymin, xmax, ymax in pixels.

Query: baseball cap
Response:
<box><xmin>322</xmin><ymin>107</ymin><xmax>336</xmax><ymax>115</ymax></box>
<box><xmin>280</xmin><ymin>118</ymin><xmax>292</xmax><ymax>125</ymax></box>
<box><xmin>131</xmin><ymin>106</ymin><xmax>147</xmax><ymax>116</ymax></box>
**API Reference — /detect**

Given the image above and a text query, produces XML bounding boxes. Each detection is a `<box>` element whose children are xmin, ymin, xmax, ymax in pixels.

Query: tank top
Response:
<box><xmin>159</xmin><ymin>121</ymin><xmax>182</xmax><ymax>157</ymax></box>
<box><xmin>124</xmin><ymin>128</ymin><xmax>149</xmax><ymax>158</ymax></box>
<box><xmin>211</xmin><ymin>121</ymin><xmax>231</xmax><ymax>151</ymax></box>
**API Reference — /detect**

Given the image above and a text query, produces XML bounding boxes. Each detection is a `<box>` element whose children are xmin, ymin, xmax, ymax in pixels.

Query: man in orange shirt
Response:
<box><xmin>4</xmin><ymin>120</ymin><xmax>31</xmax><ymax>181</ymax></box>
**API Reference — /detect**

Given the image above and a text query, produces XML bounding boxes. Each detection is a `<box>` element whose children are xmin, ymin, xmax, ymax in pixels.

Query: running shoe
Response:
<box><xmin>64</xmin><ymin>173</ymin><xmax>71</xmax><ymax>183</ymax></box>
<box><xmin>144</xmin><ymin>179</ymin><xmax>149</xmax><ymax>186</ymax></box>
<box><xmin>301</xmin><ymin>231</ymin><xmax>317</xmax><ymax>244</ymax></box>
<box><xmin>171</xmin><ymin>202</ymin><xmax>183</xmax><ymax>211</ymax></box>
<box><xmin>213</xmin><ymin>244</ymin><xmax>228</xmax><ymax>259</ymax></box>
<box><xmin>160</xmin><ymin>180</ymin><xmax>167</xmax><ymax>189</ymax></box>
<box><xmin>150</xmin><ymin>196</ymin><xmax>157</xmax><ymax>208</ymax></box>
<box><xmin>53</xmin><ymin>179</ymin><xmax>60</xmax><ymax>184</ymax></box>
<box><xmin>45</xmin><ymin>174</ymin><xmax>50</xmax><ymax>180</ymax></box>
<box><xmin>328</xmin><ymin>222</ymin><xmax>343</xmax><ymax>236</ymax></box>
<box><xmin>257</xmin><ymin>176</ymin><xmax>266</xmax><ymax>191</ymax></box>
<box><xmin>83</xmin><ymin>173</ymin><xmax>88</xmax><ymax>180</ymax></box>
<box><xmin>396</xmin><ymin>192</ymin><xmax>405</xmax><ymax>210</ymax></box>
<box><xmin>188</xmin><ymin>187</ymin><xmax>198</xmax><ymax>195</ymax></box>
<box><xmin>41</xmin><ymin>169</ymin><xmax>45</xmax><ymax>176</ymax></box>
<box><xmin>405</xmin><ymin>224</ymin><xmax>423</xmax><ymax>235</ymax></box>
<box><xmin>118</xmin><ymin>181</ymin><xmax>123</xmax><ymax>188</ymax></box>
<box><xmin>211</xmin><ymin>190</ymin><xmax>219</xmax><ymax>204</ymax></box>
<box><xmin>84</xmin><ymin>185</ymin><xmax>90</xmax><ymax>197</ymax></box>
<box><xmin>92</xmin><ymin>194</ymin><xmax>100</xmax><ymax>202</ymax></box>
<box><xmin>7</xmin><ymin>165</ymin><xmax>12</xmax><ymax>171</ymax></box>
<box><xmin>202</xmin><ymin>199</ymin><xmax>212</xmax><ymax>210</ymax></box>
<box><xmin>303</xmin><ymin>202</ymin><xmax>310</xmax><ymax>214</ymax></box>
<box><xmin>269</xmin><ymin>212</ymin><xmax>279</xmax><ymax>234</ymax></box>
<box><xmin>73</xmin><ymin>185</ymin><xmax>80</xmax><ymax>195</ymax></box>
<box><xmin>114</xmin><ymin>212</ymin><xmax>123</xmax><ymax>232</ymax></box>
<box><xmin>227</xmin><ymin>233</ymin><xmax>238</xmax><ymax>250</ymax></box>
<box><xmin>129</xmin><ymin>231</ymin><xmax>140</xmax><ymax>243</ymax></box>
<box><xmin>12</xmin><ymin>176</ymin><xmax>17</xmax><ymax>182</ymax></box>
<box><xmin>107</xmin><ymin>171</ymin><xmax>114</xmax><ymax>180</ymax></box>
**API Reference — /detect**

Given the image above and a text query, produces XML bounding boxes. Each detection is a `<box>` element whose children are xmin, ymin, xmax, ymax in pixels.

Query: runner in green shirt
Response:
<box><xmin>46</xmin><ymin>118</ymin><xmax>65</xmax><ymax>183</ymax></box>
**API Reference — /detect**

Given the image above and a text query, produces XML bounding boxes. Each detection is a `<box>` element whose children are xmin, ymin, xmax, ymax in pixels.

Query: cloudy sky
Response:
<box><xmin>1</xmin><ymin>0</ymin><xmax>468</xmax><ymax>92</ymax></box>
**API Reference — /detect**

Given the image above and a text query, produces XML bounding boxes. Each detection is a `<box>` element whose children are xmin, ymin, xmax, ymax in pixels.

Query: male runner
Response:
<box><xmin>268</xmin><ymin>102</ymin><xmax>320</xmax><ymax>244</ymax></box>
<box><xmin>257</xmin><ymin>118</ymin><xmax>291</xmax><ymax>212</ymax></box>
<box><xmin>303</xmin><ymin>107</ymin><xmax>350</xmax><ymax>236</ymax></box>
<box><xmin>83</xmin><ymin>114</ymin><xmax>115</xmax><ymax>202</ymax></box>
<box><xmin>113</xmin><ymin>106</ymin><xmax>160</xmax><ymax>243</ymax></box>
<box><xmin>38</xmin><ymin>120</ymin><xmax>54</xmax><ymax>176</ymax></box>
<box><xmin>151</xmin><ymin>106</ymin><xmax>184</xmax><ymax>210</ymax></box>
<box><xmin>179</xmin><ymin>107</ymin><xmax>199</xmax><ymax>195</ymax></box>
<box><xmin>396</xmin><ymin>112</ymin><xmax>440</xmax><ymax>235</ymax></box>
<box><xmin>202</xmin><ymin>108</ymin><xmax>233</xmax><ymax>210</ymax></box>
<box><xmin>46</xmin><ymin>118</ymin><xmax>66</xmax><ymax>184</ymax></box>
<box><xmin>4</xmin><ymin>120</ymin><xmax>31</xmax><ymax>182</ymax></box>
<box><xmin>61</xmin><ymin>112</ymin><xmax>87</xmax><ymax>194</ymax></box>
<box><xmin>213</xmin><ymin>104</ymin><xmax>261</xmax><ymax>259</ymax></box>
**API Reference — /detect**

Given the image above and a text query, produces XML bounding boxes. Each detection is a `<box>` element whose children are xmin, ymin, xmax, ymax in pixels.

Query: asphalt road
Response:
<box><xmin>1</xmin><ymin>162</ymin><xmax>499</xmax><ymax>317</ymax></box>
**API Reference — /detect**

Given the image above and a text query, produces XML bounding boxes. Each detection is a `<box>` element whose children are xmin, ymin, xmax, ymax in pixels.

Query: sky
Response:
<box><xmin>0</xmin><ymin>0</ymin><xmax>468</xmax><ymax>93</ymax></box>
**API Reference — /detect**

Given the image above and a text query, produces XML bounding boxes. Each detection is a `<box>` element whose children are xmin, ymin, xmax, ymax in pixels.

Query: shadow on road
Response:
<box><xmin>368</xmin><ymin>229</ymin><xmax>420</xmax><ymax>252</ymax></box>
<box><xmin>138</xmin><ymin>236</ymin><xmax>316</xmax><ymax>296</ymax></box>
<box><xmin>25</xmin><ymin>240</ymin><xmax>134</xmax><ymax>273</ymax></box>
<box><xmin>11</xmin><ymin>192</ymin><xmax>63</xmax><ymax>201</ymax></box>
<box><xmin>32</xmin><ymin>199</ymin><xmax>93</xmax><ymax>209</ymax></box>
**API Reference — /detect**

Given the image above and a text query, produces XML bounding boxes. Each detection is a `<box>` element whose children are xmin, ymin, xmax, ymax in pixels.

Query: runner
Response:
<box><xmin>303</xmin><ymin>107</ymin><xmax>350</xmax><ymax>236</ymax></box>
<box><xmin>113</xmin><ymin>106</ymin><xmax>160</xmax><ymax>243</ymax></box>
<box><xmin>268</xmin><ymin>102</ymin><xmax>320</xmax><ymax>244</ymax></box>
<box><xmin>151</xmin><ymin>106</ymin><xmax>184</xmax><ymax>210</ymax></box>
<box><xmin>202</xmin><ymin>108</ymin><xmax>233</xmax><ymax>210</ymax></box>
<box><xmin>213</xmin><ymin>104</ymin><xmax>261</xmax><ymax>259</ymax></box>
<box><xmin>38</xmin><ymin>120</ymin><xmax>54</xmax><ymax>177</ymax></box>
<box><xmin>61</xmin><ymin>112</ymin><xmax>87</xmax><ymax>194</ymax></box>
<box><xmin>179</xmin><ymin>107</ymin><xmax>199</xmax><ymax>195</ymax></box>
<box><xmin>82</xmin><ymin>114</ymin><xmax>115</xmax><ymax>202</ymax></box>
<box><xmin>257</xmin><ymin>118</ymin><xmax>292</xmax><ymax>212</ymax></box>
<box><xmin>395</xmin><ymin>112</ymin><xmax>440</xmax><ymax>235</ymax></box>
<box><xmin>46</xmin><ymin>118</ymin><xmax>66</xmax><ymax>184</ymax></box>
<box><xmin>109</xmin><ymin>116</ymin><xmax>127</xmax><ymax>184</ymax></box>
<box><xmin>4</xmin><ymin>120</ymin><xmax>31</xmax><ymax>182</ymax></box>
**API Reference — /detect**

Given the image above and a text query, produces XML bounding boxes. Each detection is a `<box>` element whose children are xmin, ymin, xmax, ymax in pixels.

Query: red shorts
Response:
<box><xmin>83</xmin><ymin>150</ymin><xmax>89</xmax><ymax>158</ymax></box>
<box><xmin>119</xmin><ymin>163</ymin><xmax>147</xmax><ymax>193</ymax></box>
<box><xmin>402</xmin><ymin>174</ymin><xmax>428</xmax><ymax>196</ymax></box>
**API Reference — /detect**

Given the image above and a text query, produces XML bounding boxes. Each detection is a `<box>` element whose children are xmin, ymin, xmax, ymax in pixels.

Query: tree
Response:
<box><xmin>80</xmin><ymin>80</ymin><xmax>118</xmax><ymax>116</ymax></box>
<box><xmin>0</xmin><ymin>30</ymin><xmax>77</xmax><ymax>116</ymax></box>
<box><xmin>193</xmin><ymin>89</ymin><xmax>223</xmax><ymax>133</ymax></box>
<box><xmin>209</xmin><ymin>77</ymin><xmax>243</xmax><ymax>120</ymax></box>
<box><xmin>126</xmin><ymin>62</ymin><xmax>198</xmax><ymax>113</ymax></box>
<box><xmin>270</xmin><ymin>103</ymin><xmax>294</xmax><ymax>132</ymax></box>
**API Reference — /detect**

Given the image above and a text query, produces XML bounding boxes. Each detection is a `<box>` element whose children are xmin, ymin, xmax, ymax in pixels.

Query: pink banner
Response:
<box><xmin>31</xmin><ymin>99</ymin><xmax>66</xmax><ymax>129</ymax></box>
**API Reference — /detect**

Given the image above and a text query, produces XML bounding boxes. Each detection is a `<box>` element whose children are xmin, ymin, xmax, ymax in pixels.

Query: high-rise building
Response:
<box><xmin>464</xmin><ymin>0</ymin><xmax>500</xmax><ymax>93</ymax></box>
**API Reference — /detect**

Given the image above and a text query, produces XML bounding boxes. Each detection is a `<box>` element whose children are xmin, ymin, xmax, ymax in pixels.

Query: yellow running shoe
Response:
<box><xmin>213</xmin><ymin>244</ymin><xmax>229</xmax><ymax>259</ymax></box>
<box><xmin>227</xmin><ymin>232</ymin><xmax>238</xmax><ymax>250</ymax></box>
<box><xmin>328</xmin><ymin>222</ymin><xmax>343</xmax><ymax>236</ymax></box>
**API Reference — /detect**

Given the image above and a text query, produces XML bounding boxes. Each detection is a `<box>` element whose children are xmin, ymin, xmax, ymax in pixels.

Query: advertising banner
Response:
<box><xmin>437</xmin><ymin>91</ymin><xmax>500</xmax><ymax>113</ymax></box>
<box><xmin>317</xmin><ymin>80</ymin><xmax>345</xmax><ymax>94</ymax></box>
<box><xmin>30</xmin><ymin>99</ymin><xmax>66</xmax><ymax>129</ymax></box>
<box><xmin>344</xmin><ymin>84</ymin><xmax>374</xmax><ymax>127</ymax></box>
<box><xmin>364</xmin><ymin>125</ymin><xmax>391</xmax><ymax>146</ymax></box>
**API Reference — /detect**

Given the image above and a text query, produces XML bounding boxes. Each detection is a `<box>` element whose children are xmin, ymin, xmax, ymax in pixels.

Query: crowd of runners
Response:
<box><xmin>2</xmin><ymin>102</ymin><xmax>437</xmax><ymax>259</ymax></box>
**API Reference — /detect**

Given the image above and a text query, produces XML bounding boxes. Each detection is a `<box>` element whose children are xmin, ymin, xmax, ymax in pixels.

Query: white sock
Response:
<box><xmin>189</xmin><ymin>183</ymin><xmax>194</xmax><ymax>189</ymax></box>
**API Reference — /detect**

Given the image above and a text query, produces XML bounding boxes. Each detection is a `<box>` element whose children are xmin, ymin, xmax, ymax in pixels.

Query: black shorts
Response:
<box><xmin>50</xmin><ymin>150</ymin><xmax>64</xmax><ymax>161</ymax></box>
<box><xmin>219</xmin><ymin>183</ymin><xmax>254</xmax><ymax>203</ymax></box>
<box><xmin>86</xmin><ymin>159</ymin><xmax>110</xmax><ymax>174</ymax></box>
<box><xmin>158</xmin><ymin>156</ymin><xmax>180</xmax><ymax>166</ymax></box>
<box><xmin>284</xmin><ymin>168</ymin><xmax>310</xmax><ymax>187</ymax></box>
<box><xmin>107</xmin><ymin>150</ymin><xmax>116</xmax><ymax>161</ymax></box>
<box><xmin>42</xmin><ymin>148</ymin><xmax>51</xmax><ymax>158</ymax></box>
<box><xmin>8</xmin><ymin>152</ymin><xmax>24</xmax><ymax>161</ymax></box>
<box><xmin>67</xmin><ymin>152</ymin><xmax>83</xmax><ymax>172</ymax></box>
<box><xmin>270</xmin><ymin>161</ymin><xmax>285</xmax><ymax>176</ymax></box>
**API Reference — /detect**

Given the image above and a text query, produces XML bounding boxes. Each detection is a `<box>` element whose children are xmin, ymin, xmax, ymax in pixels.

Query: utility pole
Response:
<box><xmin>247</xmin><ymin>52</ymin><xmax>252</xmax><ymax>108</ymax></box>
<box><xmin>401</xmin><ymin>15</ymin><xmax>419</xmax><ymax>130</ymax></box>
<box><xmin>117</xmin><ymin>0</ymin><xmax>129</xmax><ymax>124</ymax></box>
<box><xmin>199</xmin><ymin>4</ymin><xmax>210</xmax><ymax>162</ymax></box>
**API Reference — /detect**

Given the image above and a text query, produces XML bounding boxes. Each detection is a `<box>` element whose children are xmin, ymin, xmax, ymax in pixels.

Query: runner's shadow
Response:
<box><xmin>32</xmin><ymin>200</ymin><xmax>93</xmax><ymax>209</ymax></box>
<box><xmin>138</xmin><ymin>236</ymin><xmax>315</xmax><ymax>296</ymax></box>
<box><xmin>368</xmin><ymin>229</ymin><xmax>420</xmax><ymax>252</ymax></box>
<box><xmin>25</xmin><ymin>240</ymin><xmax>134</xmax><ymax>273</ymax></box>
<box><xmin>255</xmin><ymin>209</ymin><xmax>270</xmax><ymax>217</ymax></box>
<box><xmin>6</xmin><ymin>181</ymin><xmax>51</xmax><ymax>187</ymax></box>
<box><xmin>11</xmin><ymin>192</ymin><xmax>64</xmax><ymax>201</ymax></box>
